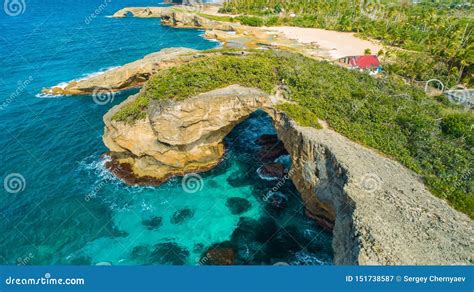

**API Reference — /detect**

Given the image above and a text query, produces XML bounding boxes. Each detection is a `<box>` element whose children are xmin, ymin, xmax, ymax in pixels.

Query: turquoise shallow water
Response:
<box><xmin>0</xmin><ymin>0</ymin><xmax>332</xmax><ymax>265</ymax></box>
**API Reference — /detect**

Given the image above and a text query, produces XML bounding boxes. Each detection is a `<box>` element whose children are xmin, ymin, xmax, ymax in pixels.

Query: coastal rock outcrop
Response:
<box><xmin>114</xmin><ymin>7</ymin><xmax>235</xmax><ymax>31</ymax></box>
<box><xmin>103</xmin><ymin>85</ymin><xmax>280</xmax><ymax>184</ymax></box>
<box><xmin>41</xmin><ymin>7</ymin><xmax>328</xmax><ymax>97</ymax></box>
<box><xmin>270</xmin><ymin>111</ymin><xmax>473</xmax><ymax>265</ymax></box>
<box><xmin>103</xmin><ymin>84</ymin><xmax>473</xmax><ymax>265</ymax></box>
<box><xmin>41</xmin><ymin>48</ymin><xmax>197</xmax><ymax>95</ymax></box>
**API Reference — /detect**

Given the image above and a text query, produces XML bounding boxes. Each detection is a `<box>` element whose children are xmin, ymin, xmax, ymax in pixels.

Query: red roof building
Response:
<box><xmin>338</xmin><ymin>55</ymin><xmax>381</xmax><ymax>70</ymax></box>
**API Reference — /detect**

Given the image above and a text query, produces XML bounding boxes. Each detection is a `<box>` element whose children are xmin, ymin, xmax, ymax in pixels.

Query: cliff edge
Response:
<box><xmin>103</xmin><ymin>84</ymin><xmax>474</xmax><ymax>265</ymax></box>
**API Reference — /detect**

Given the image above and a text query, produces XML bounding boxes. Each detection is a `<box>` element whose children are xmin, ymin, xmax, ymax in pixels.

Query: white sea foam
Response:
<box><xmin>35</xmin><ymin>93</ymin><xmax>65</xmax><ymax>98</ymax></box>
<box><xmin>291</xmin><ymin>251</ymin><xmax>329</xmax><ymax>266</ymax></box>
<box><xmin>274</xmin><ymin>154</ymin><xmax>291</xmax><ymax>168</ymax></box>
<box><xmin>77</xmin><ymin>66</ymin><xmax>121</xmax><ymax>81</ymax></box>
<box><xmin>36</xmin><ymin>66</ymin><xmax>121</xmax><ymax>98</ymax></box>
<box><xmin>256</xmin><ymin>166</ymin><xmax>279</xmax><ymax>181</ymax></box>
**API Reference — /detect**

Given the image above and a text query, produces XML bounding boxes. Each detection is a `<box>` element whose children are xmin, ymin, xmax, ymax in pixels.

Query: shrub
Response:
<box><xmin>441</xmin><ymin>113</ymin><xmax>474</xmax><ymax>140</ymax></box>
<box><xmin>113</xmin><ymin>50</ymin><xmax>473</xmax><ymax>217</ymax></box>
<box><xmin>236</xmin><ymin>16</ymin><xmax>265</xmax><ymax>27</ymax></box>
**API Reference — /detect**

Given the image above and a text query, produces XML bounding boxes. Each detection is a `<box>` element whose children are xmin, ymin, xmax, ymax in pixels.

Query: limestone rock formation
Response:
<box><xmin>113</xmin><ymin>7</ymin><xmax>166</xmax><ymax>18</ymax></box>
<box><xmin>271</xmin><ymin>111</ymin><xmax>473</xmax><ymax>265</ymax></box>
<box><xmin>103</xmin><ymin>85</ymin><xmax>280</xmax><ymax>184</ymax></box>
<box><xmin>41</xmin><ymin>8</ymin><xmax>327</xmax><ymax>97</ymax></box>
<box><xmin>114</xmin><ymin>7</ymin><xmax>234</xmax><ymax>30</ymax></box>
<box><xmin>103</xmin><ymin>84</ymin><xmax>473</xmax><ymax>265</ymax></box>
<box><xmin>41</xmin><ymin>48</ymin><xmax>197</xmax><ymax>95</ymax></box>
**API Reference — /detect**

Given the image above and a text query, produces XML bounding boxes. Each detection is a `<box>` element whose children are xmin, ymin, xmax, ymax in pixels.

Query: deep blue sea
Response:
<box><xmin>0</xmin><ymin>0</ymin><xmax>332</xmax><ymax>265</ymax></box>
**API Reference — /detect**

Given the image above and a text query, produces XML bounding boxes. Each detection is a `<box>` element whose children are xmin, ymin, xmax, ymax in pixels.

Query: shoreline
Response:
<box><xmin>42</xmin><ymin>6</ymin><xmax>384</xmax><ymax>96</ymax></box>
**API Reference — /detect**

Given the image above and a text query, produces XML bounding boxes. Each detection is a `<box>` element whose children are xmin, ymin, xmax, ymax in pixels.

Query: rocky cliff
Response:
<box><xmin>103</xmin><ymin>85</ymin><xmax>281</xmax><ymax>184</ymax></box>
<box><xmin>271</xmin><ymin>111</ymin><xmax>473</xmax><ymax>265</ymax></box>
<box><xmin>103</xmin><ymin>84</ymin><xmax>473</xmax><ymax>265</ymax></box>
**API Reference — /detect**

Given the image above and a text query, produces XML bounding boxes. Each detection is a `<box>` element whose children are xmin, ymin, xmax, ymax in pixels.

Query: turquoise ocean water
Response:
<box><xmin>0</xmin><ymin>0</ymin><xmax>332</xmax><ymax>265</ymax></box>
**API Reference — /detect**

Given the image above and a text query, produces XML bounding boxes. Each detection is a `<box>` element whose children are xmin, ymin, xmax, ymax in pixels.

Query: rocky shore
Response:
<box><xmin>103</xmin><ymin>82</ymin><xmax>473</xmax><ymax>265</ymax></box>
<box><xmin>41</xmin><ymin>48</ymin><xmax>198</xmax><ymax>96</ymax></box>
<box><xmin>42</xmin><ymin>7</ymin><xmax>326</xmax><ymax>96</ymax></box>
<box><xmin>41</xmin><ymin>5</ymin><xmax>473</xmax><ymax>265</ymax></box>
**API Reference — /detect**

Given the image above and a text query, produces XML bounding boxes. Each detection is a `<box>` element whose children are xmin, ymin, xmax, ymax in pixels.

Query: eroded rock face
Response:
<box><xmin>270</xmin><ymin>111</ymin><xmax>474</xmax><ymax>265</ymax></box>
<box><xmin>42</xmin><ymin>48</ymin><xmax>197</xmax><ymax>95</ymax></box>
<box><xmin>103</xmin><ymin>85</ymin><xmax>278</xmax><ymax>184</ymax></box>
<box><xmin>103</xmin><ymin>84</ymin><xmax>473</xmax><ymax>265</ymax></box>
<box><xmin>114</xmin><ymin>7</ymin><xmax>235</xmax><ymax>30</ymax></box>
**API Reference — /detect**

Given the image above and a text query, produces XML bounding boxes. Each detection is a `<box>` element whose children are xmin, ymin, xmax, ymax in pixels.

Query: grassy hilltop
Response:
<box><xmin>113</xmin><ymin>50</ymin><xmax>473</xmax><ymax>218</ymax></box>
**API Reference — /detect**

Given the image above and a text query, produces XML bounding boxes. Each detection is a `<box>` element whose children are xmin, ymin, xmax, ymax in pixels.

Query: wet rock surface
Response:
<box><xmin>226</xmin><ymin>197</ymin><xmax>252</xmax><ymax>215</ymax></box>
<box><xmin>142</xmin><ymin>216</ymin><xmax>163</xmax><ymax>230</ymax></box>
<box><xmin>171</xmin><ymin>208</ymin><xmax>194</xmax><ymax>225</ymax></box>
<box><xmin>200</xmin><ymin>242</ymin><xmax>235</xmax><ymax>265</ymax></box>
<box><xmin>258</xmin><ymin>163</ymin><xmax>287</xmax><ymax>179</ymax></box>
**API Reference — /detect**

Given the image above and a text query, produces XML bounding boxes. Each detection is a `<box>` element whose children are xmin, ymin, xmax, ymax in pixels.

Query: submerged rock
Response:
<box><xmin>200</xmin><ymin>242</ymin><xmax>235</xmax><ymax>265</ymax></box>
<box><xmin>256</xmin><ymin>134</ymin><xmax>279</xmax><ymax>145</ymax></box>
<box><xmin>257</xmin><ymin>141</ymin><xmax>288</xmax><ymax>161</ymax></box>
<box><xmin>170</xmin><ymin>208</ymin><xmax>194</xmax><ymax>225</ymax></box>
<box><xmin>142</xmin><ymin>216</ymin><xmax>163</xmax><ymax>230</ymax></box>
<box><xmin>131</xmin><ymin>245</ymin><xmax>151</xmax><ymax>262</ymax></box>
<box><xmin>226</xmin><ymin>170</ymin><xmax>252</xmax><ymax>188</ymax></box>
<box><xmin>149</xmin><ymin>242</ymin><xmax>189</xmax><ymax>265</ymax></box>
<box><xmin>257</xmin><ymin>163</ymin><xmax>287</xmax><ymax>180</ymax></box>
<box><xmin>264</xmin><ymin>191</ymin><xmax>289</xmax><ymax>210</ymax></box>
<box><xmin>68</xmin><ymin>256</ymin><xmax>92</xmax><ymax>265</ymax></box>
<box><xmin>226</xmin><ymin>197</ymin><xmax>252</xmax><ymax>215</ymax></box>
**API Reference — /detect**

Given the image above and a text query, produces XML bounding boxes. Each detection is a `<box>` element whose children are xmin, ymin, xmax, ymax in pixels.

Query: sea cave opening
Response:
<box><xmin>195</xmin><ymin>109</ymin><xmax>334</xmax><ymax>265</ymax></box>
<box><xmin>83</xmin><ymin>109</ymin><xmax>334</xmax><ymax>266</ymax></box>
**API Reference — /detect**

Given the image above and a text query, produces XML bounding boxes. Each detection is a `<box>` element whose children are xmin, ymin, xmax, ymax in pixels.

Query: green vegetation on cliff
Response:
<box><xmin>113</xmin><ymin>50</ymin><xmax>473</xmax><ymax>217</ymax></box>
<box><xmin>220</xmin><ymin>0</ymin><xmax>473</xmax><ymax>87</ymax></box>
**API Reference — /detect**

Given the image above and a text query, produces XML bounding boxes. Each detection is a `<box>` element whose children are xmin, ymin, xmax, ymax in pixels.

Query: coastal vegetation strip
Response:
<box><xmin>219</xmin><ymin>0</ymin><xmax>473</xmax><ymax>87</ymax></box>
<box><xmin>112</xmin><ymin>50</ymin><xmax>473</xmax><ymax>218</ymax></box>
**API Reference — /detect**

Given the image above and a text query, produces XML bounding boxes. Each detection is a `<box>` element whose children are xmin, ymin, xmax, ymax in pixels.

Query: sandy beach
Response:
<box><xmin>266</xmin><ymin>26</ymin><xmax>383</xmax><ymax>59</ymax></box>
